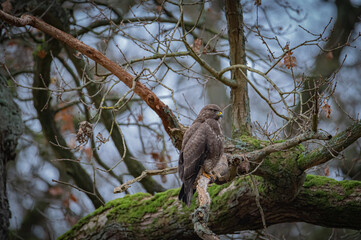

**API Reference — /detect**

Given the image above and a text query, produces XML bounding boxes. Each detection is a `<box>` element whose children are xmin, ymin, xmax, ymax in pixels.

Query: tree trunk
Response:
<box><xmin>225</xmin><ymin>0</ymin><xmax>252</xmax><ymax>137</ymax></box>
<box><xmin>0</xmin><ymin>74</ymin><xmax>24</xmax><ymax>239</ymax></box>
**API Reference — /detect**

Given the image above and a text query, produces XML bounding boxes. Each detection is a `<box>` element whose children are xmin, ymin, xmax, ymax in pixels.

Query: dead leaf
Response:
<box><xmin>63</xmin><ymin>198</ymin><xmax>69</xmax><ymax>208</ymax></box>
<box><xmin>321</xmin><ymin>100</ymin><xmax>331</xmax><ymax>118</ymax></box>
<box><xmin>55</xmin><ymin>103</ymin><xmax>75</xmax><ymax>133</ymax></box>
<box><xmin>150</xmin><ymin>152</ymin><xmax>168</xmax><ymax>183</ymax></box>
<box><xmin>76</xmin><ymin>121</ymin><xmax>94</xmax><ymax>144</ymax></box>
<box><xmin>37</xmin><ymin>49</ymin><xmax>47</xmax><ymax>59</ymax></box>
<box><xmin>284</xmin><ymin>51</ymin><xmax>297</xmax><ymax>69</ymax></box>
<box><xmin>326</xmin><ymin>51</ymin><xmax>333</xmax><ymax>60</ymax></box>
<box><xmin>150</xmin><ymin>152</ymin><xmax>160</xmax><ymax>160</ymax></box>
<box><xmin>324</xmin><ymin>165</ymin><xmax>329</xmax><ymax>176</ymax></box>
<box><xmin>202</xmin><ymin>46</ymin><xmax>208</xmax><ymax>54</ymax></box>
<box><xmin>137</xmin><ymin>114</ymin><xmax>143</xmax><ymax>122</ymax></box>
<box><xmin>254</xmin><ymin>0</ymin><xmax>262</xmax><ymax>6</ymax></box>
<box><xmin>69</xmin><ymin>193</ymin><xmax>78</xmax><ymax>202</ymax></box>
<box><xmin>191</xmin><ymin>38</ymin><xmax>202</xmax><ymax>54</ymax></box>
<box><xmin>7</xmin><ymin>40</ymin><xmax>17</xmax><ymax>46</ymax></box>
<box><xmin>84</xmin><ymin>147</ymin><xmax>92</xmax><ymax>160</ymax></box>
<box><xmin>155</xmin><ymin>5</ymin><xmax>162</xmax><ymax>12</ymax></box>
<box><xmin>49</xmin><ymin>186</ymin><xmax>63</xmax><ymax>196</ymax></box>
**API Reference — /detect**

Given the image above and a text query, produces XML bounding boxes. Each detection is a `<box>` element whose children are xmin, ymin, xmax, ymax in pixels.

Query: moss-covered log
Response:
<box><xmin>59</xmin><ymin>175</ymin><xmax>361</xmax><ymax>240</ymax></box>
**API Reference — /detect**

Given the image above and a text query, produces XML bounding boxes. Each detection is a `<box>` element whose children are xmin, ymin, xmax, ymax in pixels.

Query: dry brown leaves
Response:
<box><xmin>321</xmin><ymin>100</ymin><xmax>332</xmax><ymax>118</ymax></box>
<box><xmin>76</xmin><ymin>121</ymin><xmax>93</xmax><ymax>144</ymax></box>
<box><xmin>55</xmin><ymin>103</ymin><xmax>75</xmax><ymax>133</ymax></box>
<box><xmin>324</xmin><ymin>165</ymin><xmax>330</xmax><ymax>176</ymax></box>
<box><xmin>37</xmin><ymin>49</ymin><xmax>47</xmax><ymax>59</ymax></box>
<box><xmin>150</xmin><ymin>152</ymin><xmax>170</xmax><ymax>183</ymax></box>
<box><xmin>283</xmin><ymin>43</ymin><xmax>297</xmax><ymax>69</ymax></box>
<box><xmin>191</xmin><ymin>38</ymin><xmax>202</xmax><ymax>54</ymax></box>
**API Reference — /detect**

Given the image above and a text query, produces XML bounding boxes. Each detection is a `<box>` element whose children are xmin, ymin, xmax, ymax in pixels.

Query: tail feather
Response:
<box><xmin>178</xmin><ymin>184</ymin><xmax>194</xmax><ymax>207</ymax></box>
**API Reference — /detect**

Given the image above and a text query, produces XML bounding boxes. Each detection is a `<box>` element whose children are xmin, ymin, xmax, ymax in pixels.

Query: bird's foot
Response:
<box><xmin>202</xmin><ymin>170</ymin><xmax>215</xmax><ymax>182</ymax></box>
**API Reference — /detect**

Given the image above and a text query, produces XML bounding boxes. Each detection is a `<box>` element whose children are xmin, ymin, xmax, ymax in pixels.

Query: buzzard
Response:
<box><xmin>178</xmin><ymin>104</ymin><xmax>224</xmax><ymax>206</ymax></box>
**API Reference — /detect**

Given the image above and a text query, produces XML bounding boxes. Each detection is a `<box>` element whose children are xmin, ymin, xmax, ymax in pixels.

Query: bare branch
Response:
<box><xmin>0</xmin><ymin>10</ymin><xmax>184</xmax><ymax>149</ymax></box>
<box><xmin>113</xmin><ymin>167</ymin><xmax>177</xmax><ymax>194</ymax></box>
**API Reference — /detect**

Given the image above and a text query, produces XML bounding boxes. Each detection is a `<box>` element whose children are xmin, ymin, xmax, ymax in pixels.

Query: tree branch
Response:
<box><xmin>65</xmin><ymin>47</ymin><xmax>165</xmax><ymax>194</ymax></box>
<box><xmin>114</xmin><ymin>167</ymin><xmax>177</xmax><ymax>194</ymax></box>
<box><xmin>230</xmin><ymin>131</ymin><xmax>332</xmax><ymax>167</ymax></box>
<box><xmin>298</xmin><ymin>120</ymin><xmax>361</xmax><ymax>170</ymax></box>
<box><xmin>193</xmin><ymin>176</ymin><xmax>219</xmax><ymax>240</ymax></box>
<box><xmin>0</xmin><ymin>10</ymin><xmax>184</xmax><ymax>149</ymax></box>
<box><xmin>58</xmin><ymin>175</ymin><xmax>361</xmax><ymax>240</ymax></box>
<box><xmin>31</xmin><ymin>38</ymin><xmax>104</xmax><ymax>208</ymax></box>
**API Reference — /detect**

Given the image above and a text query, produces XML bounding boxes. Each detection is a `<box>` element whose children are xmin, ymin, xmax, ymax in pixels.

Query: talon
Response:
<box><xmin>202</xmin><ymin>170</ymin><xmax>215</xmax><ymax>182</ymax></box>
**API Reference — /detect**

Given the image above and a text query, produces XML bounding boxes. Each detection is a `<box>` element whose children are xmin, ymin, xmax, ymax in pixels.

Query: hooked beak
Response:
<box><xmin>217</xmin><ymin>111</ymin><xmax>223</xmax><ymax>118</ymax></box>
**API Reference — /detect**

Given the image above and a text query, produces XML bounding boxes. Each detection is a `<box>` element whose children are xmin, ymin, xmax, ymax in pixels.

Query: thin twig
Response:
<box><xmin>113</xmin><ymin>167</ymin><xmax>177</xmax><ymax>193</ymax></box>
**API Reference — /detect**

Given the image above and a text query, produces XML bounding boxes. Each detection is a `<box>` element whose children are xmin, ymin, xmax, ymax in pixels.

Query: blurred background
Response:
<box><xmin>1</xmin><ymin>0</ymin><xmax>361</xmax><ymax>239</ymax></box>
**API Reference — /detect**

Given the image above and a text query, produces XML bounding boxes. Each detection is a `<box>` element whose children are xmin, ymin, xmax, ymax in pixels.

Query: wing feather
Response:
<box><xmin>178</xmin><ymin>123</ymin><xmax>208</xmax><ymax>206</ymax></box>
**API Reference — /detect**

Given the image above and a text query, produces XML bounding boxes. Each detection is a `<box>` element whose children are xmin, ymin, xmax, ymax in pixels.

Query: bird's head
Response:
<box><xmin>197</xmin><ymin>104</ymin><xmax>223</xmax><ymax>121</ymax></box>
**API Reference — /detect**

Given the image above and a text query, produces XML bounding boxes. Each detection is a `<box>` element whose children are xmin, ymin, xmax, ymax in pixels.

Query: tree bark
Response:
<box><xmin>58</xmin><ymin>174</ymin><xmax>361</xmax><ymax>240</ymax></box>
<box><xmin>0</xmin><ymin>74</ymin><xmax>24</xmax><ymax>239</ymax></box>
<box><xmin>225</xmin><ymin>0</ymin><xmax>252</xmax><ymax>137</ymax></box>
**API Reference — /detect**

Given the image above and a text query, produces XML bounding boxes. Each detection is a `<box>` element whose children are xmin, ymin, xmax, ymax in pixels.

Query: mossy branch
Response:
<box><xmin>229</xmin><ymin>131</ymin><xmax>331</xmax><ymax>167</ymax></box>
<box><xmin>59</xmin><ymin>175</ymin><xmax>361</xmax><ymax>240</ymax></box>
<box><xmin>298</xmin><ymin>120</ymin><xmax>361</xmax><ymax>170</ymax></box>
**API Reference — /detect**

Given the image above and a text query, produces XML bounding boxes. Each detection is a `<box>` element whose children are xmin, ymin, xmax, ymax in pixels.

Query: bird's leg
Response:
<box><xmin>202</xmin><ymin>170</ymin><xmax>216</xmax><ymax>182</ymax></box>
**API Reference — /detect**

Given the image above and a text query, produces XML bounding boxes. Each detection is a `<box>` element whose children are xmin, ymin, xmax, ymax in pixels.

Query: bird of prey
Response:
<box><xmin>178</xmin><ymin>104</ymin><xmax>224</xmax><ymax>206</ymax></box>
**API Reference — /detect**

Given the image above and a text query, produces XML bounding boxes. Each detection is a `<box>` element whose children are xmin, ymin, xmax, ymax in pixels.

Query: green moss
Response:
<box><xmin>209</xmin><ymin>183</ymin><xmax>235</xmax><ymax>211</ymax></box>
<box><xmin>297</xmin><ymin>150</ymin><xmax>322</xmax><ymax>169</ymax></box>
<box><xmin>230</xmin><ymin>135</ymin><xmax>270</xmax><ymax>152</ymax></box>
<box><xmin>60</xmin><ymin>174</ymin><xmax>361</xmax><ymax>239</ymax></box>
<box><xmin>208</xmin><ymin>182</ymin><xmax>232</xmax><ymax>198</ymax></box>
<box><xmin>303</xmin><ymin>174</ymin><xmax>333</xmax><ymax>188</ymax></box>
<box><xmin>303</xmin><ymin>175</ymin><xmax>361</xmax><ymax>203</ymax></box>
<box><xmin>208</xmin><ymin>177</ymin><xmax>260</xmax><ymax>212</ymax></box>
<box><xmin>239</xmin><ymin>135</ymin><xmax>264</xmax><ymax>148</ymax></box>
<box><xmin>105</xmin><ymin>188</ymin><xmax>182</xmax><ymax>226</ymax></box>
<box><xmin>340</xmin><ymin>180</ymin><xmax>360</xmax><ymax>195</ymax></box>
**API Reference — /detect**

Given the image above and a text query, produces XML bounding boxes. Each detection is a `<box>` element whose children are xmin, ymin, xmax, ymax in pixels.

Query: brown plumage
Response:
<box><xmin>178</xmin><ymin>104</ymin><xmax>224</xmax><ymax>206</ymax></box>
